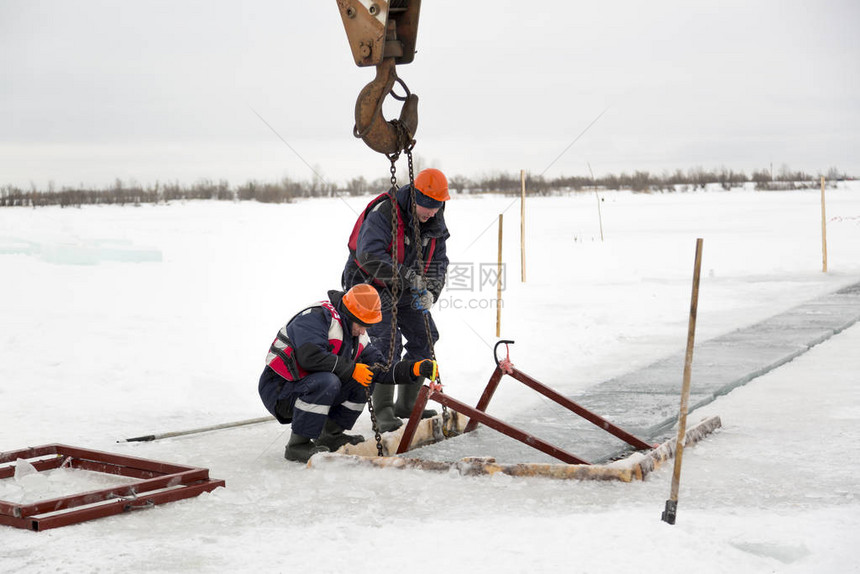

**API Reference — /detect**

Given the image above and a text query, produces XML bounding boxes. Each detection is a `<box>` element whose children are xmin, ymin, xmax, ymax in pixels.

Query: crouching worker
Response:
<box><xmin>258</xmin><ymin>284</ymin><xmax>438</xmax><ymax>463</ymax></box>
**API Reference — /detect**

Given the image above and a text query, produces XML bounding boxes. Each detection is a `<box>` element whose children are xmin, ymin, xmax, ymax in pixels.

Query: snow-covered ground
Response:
<box><xmin>1</xmin><ymin>185</ymin><xmax>859</xmax><ymax>573</ymax></box>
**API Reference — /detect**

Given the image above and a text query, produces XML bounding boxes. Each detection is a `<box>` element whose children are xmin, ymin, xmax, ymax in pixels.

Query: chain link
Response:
<box><xmin>404</xmin><ymin>147</ymin><xmax>453</xmax><ymax>434</ymax></box>
<box><xmin>366</xmin><ymin>150</ymin><xmax>404</xmax><ymax>456</ymax></box>
<box><xmin>365</xmin><ymin>123</ymin><xmax>457</xmax><ymax>454</ymax></box>
<box><xmin>364</xmin><ymin>384</ymin><xmax>383</xmax><ymax>455</ymax></box>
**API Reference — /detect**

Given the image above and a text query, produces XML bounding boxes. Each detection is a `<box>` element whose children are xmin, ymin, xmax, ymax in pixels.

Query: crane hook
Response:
<box><xmin>353</xmin><ymin>57</ymin><xmax>419</xmax><ymax>155</ymax></box>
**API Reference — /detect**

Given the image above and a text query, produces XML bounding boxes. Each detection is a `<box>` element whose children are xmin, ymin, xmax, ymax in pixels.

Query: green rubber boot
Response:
<box><xmin>316</xmin><ymin>419</ymin><xmax>365</xmax><ymax>451</ymax></box>
<box><xmin>284</xmin><ymin>432</ymin><xmax>330</xmax><ymax>463</ymax></box>
<box><xmin>372</xmin><ymin>384</ymin><xmax>403</xmax><ymax>433</ymax></box>
<box><xmin>394</xmin><ymin>381</ymin><xmax>438</xmax><ymax>419</ymax></box>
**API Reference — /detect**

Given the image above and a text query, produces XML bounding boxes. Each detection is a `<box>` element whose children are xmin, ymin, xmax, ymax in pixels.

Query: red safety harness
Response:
<box><xmin>347</xmin><ymin>192</ymin><xmax>435</xmax><ymax>280</ymax></box>
<box><xmin>265</xmin><ymin>301</ymin><xmax>368</xmax><ymax>382</ymax></box>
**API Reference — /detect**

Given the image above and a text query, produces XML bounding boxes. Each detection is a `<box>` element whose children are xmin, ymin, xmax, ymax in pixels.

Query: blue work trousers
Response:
<box><xmin>258</xmin><ymin>368</ymin><xmax>369</xmax><ymax>439</ymax></box>
<box><xmin>370</xmin><ymin>298</ymin><xmax>439</xmax><ymax>363</ymax></box>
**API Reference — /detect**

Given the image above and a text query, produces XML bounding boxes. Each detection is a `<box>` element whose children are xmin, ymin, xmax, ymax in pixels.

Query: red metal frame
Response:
<box><xmin>397</xmin><ymin>364</ymin><xmax>653</xmax><ymax>464</ymax></box>
<box><xmin>466</xmin><ymin>366</ymin><xmax>653</xmax><ymax>450</ymax></box>
<box><xmin>0</xmin><ymin>444</ymin><xmax>224</xmax><ymax>531</ymax></box>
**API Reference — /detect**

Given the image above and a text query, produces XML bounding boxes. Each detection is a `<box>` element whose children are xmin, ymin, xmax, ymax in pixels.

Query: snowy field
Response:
<box><xmin>1</xmin><ymin>184</ymin><xmax>859</xmax><ymax>573</ymax></box>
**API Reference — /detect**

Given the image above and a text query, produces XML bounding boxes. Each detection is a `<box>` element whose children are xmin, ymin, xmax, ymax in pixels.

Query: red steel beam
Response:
<box><xmin>0</xmin><ymin>455</ymin><xmax>65</xmax><ymax>480</ymax></box>
<box><xmin>396</xmin><ymin>384</ymin><xmax>432</xmax><ymax>454</ymax></box>
<box><xmin>507</xmin><ymin>367</ymin><xmax>653</xmax><ymax>451</ymax></box>
<box><xmin>13</xmin><ymin>468</ymin><xmax>210</xmax><ymax>518</ymax></box>
<box><xmin>27</xmin><ymin>479</ymin><xmax>224</xmax><ymax>532</ymax></box>
<box><xmin>71</xmin><ymin>458</ymin><xmax>163</xmax><ymax>480</ymax></box>
<box><xmin>398</xmin><ymin>387</ymin><xmax>590</xmax><ymax>464</ymax></box>
<box><xmin>397</xmin><ymin>361</ymin><xmax>653</xmax><ymax>462</ymax></box>
<box><xmin>463</xmin><ymin>366</ymin><xmax>504</xmax><ymax>434</ymax></box>
<box><xmin>0</xmin><ymin>444</ymin><xmax>60</xmax><ymax>463</ymax></box>
<box><xmin>1</xmin><ymin>444</ymin><xmax>194</xmax><ymax>475</ymax></box>
<box><xmin>55</xmin><ymin>445</ymin><xmax>193</xmax><ymax>475</ymax></box>
<box><xmin>0</xmin><ymin>499</ymin><xmax>21</xmax><ymax>518</ymax></box>
<box><xmin>1</xmin><ymin>443</ymin><xmax>225</xmax><ymax>531</ymax></box>
<box><xmin>0</xmin><ymin>512</ymin><xmax>31</xmax><ymax>530</ymax></box>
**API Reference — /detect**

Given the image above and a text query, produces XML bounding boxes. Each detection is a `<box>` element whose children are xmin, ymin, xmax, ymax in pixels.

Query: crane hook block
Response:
<box><xmin>336</xmin><ymin>0</ymin><xmax>421</xmax><ymax>67</ymax></box>
<box><xmin>337</xmin><ymin>0</ymin><xmax>422</xmax><ymax>154</ymax></box>
<box><xmin>353</xmin><ymin>57</ymin><xmax>419</xmax><ymax>154</ymax></box>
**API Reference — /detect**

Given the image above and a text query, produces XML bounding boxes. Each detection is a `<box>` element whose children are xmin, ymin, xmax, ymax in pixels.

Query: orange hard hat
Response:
<box><xmin>342</xmin><ymin>284</ymin><xmax>382</xmax><ymax>326</ymax></box>
<box><xmin>414</xmin><ymin>168</ymin><xmax>450</xmax><ymax>202</ymax></box>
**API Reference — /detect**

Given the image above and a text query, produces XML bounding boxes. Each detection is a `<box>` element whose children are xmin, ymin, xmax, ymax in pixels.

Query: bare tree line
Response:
<box><xmin>0</xmin><ymin>165</ymin><xmax>851</xmax><ymax>208</ymax></box>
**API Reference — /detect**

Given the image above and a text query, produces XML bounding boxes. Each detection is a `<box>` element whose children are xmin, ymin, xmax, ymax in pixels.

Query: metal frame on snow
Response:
<box><xmin>396</xmin><ymin>341</ymin><xmax>654</xmax><ymax>464</ymax></box>
<box><xmin>0</xmin><ymin>444</ymin><xmax>224</xmax><ymax>531</ymax></box>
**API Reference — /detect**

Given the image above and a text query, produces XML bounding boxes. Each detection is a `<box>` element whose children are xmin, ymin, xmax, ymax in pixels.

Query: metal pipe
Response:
<box><xmin>119</xmin><ymin>416</ymin><xmax>275</xmax><ymax>443</ymax></box>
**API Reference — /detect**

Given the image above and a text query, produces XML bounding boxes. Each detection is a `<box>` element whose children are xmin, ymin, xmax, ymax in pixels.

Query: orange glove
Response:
<box><xmin>412</xmin><ymin>359</ymin><xmax>438</xmax><ymax>381</ymax></box>
<box><xmin>352</xmin><ymin>363</ymin><xmax>374</xmax><ymax>387</ymax></box>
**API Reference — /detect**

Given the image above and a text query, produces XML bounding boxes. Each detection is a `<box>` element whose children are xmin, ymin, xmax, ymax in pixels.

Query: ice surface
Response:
<box><xmin>0</xmin><ymin>236</ymin><xmax>161</xmax><ymax>265</ymax></box>
<box><xmin>12</xmin><ymin>458</ymin><xmax>38</xmax><ymax>480</ymax></box>
<box><xmin>1</xmin><ymin>188</ymin><xmax>859</xmax><ymax>573</ymax></box>
<box><xmin>0</xmin><ymin>463</ymin><xmax>140</xmax><ymax>505</ymax></box>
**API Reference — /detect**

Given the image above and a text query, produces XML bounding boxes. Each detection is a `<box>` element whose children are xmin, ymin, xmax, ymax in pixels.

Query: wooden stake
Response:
<box><xmin>821</xmin><ymin>176</ymin><xmax>828</xmax><ymax>273</ymax></box>
<box><xmin>520</xmin><ymin>169</ymin><xmax>527</xmax><ymax>282</ymax></box>
<box><xmin>311</xmin><ymin>416</ymin><xmax>723</xmax><ymax>482</ymax></box>
<box><xmin>588</xmin><ymin>162</ymin><xmax>604</xmax><ymax>241</ymax></box>
<box><xmin>496</xmin><ymin>214</ymin><xmax>504</xmax><ymax>337</ymax></box>
<box><xmin>662</xmin><ymin>237</ymin><xmax>704</xmax><ymax>525</ymax></box>
<box><xmin>596</xmin><ymin>191</ymin><xmax>604</xmax><ymax>242</ymax></box>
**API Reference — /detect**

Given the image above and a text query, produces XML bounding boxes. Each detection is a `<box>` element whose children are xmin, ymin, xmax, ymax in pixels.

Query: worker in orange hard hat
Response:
<box><xmin>342</xmin><ymin>168</ymin><xmax>451</xmax><ymax>433</ymax></box>
<box><xmin>411</xmin><ymin>167</ymin><xmax>450</xmax><ymax>221</ymax></box>
<box><xmin>258</xmin><ymin>284</ymin><xmax>437</xmax><ymax>463</ymax></box>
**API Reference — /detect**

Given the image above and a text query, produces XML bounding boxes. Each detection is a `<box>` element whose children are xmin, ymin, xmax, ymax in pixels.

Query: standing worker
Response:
<box><xmin>258</xmin><ymin>284</ymin><xmax>438</xmax><ymax>462</ymax></box>
<box><xmin>342</xmin><ymin>168</ymin><xmax>450</xmax><ymax>432</ymax></box>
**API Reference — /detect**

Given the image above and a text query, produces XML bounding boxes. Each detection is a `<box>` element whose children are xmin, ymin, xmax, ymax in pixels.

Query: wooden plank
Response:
<box><xmin>310</xmin><ymin>416</ymin><xmax>722</xmax><ymax>482</ymax></box>
<box><xmin>336</xmin><ymin>411</ymin><xmax>467</xmax><ymax>457</ymax></box>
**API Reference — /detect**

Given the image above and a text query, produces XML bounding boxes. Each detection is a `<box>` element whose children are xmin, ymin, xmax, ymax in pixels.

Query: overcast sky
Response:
<box><xmin>1</xmin><ymin>0</ymin><xmax>858</xmax><ymax>189</ymax></box>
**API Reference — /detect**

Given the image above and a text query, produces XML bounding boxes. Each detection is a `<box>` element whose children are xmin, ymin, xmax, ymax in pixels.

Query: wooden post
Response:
<box><xmin>496</xmin><ymin>214</ymin><xmax>504</xmax><ymax>337</ymax></box>
<box><xmin>596</xmin><ymin>191</ymin><xmax>604</xmax><ymax>242</ymax></box>
<box><xmin>588</xmin><ymin>162</ymin><xmax>604</xmax><ymax>241</ymax></box>
<box><xmin>520</xmin><ymin>170</ymin><xmax>526</xmax><ymax>282</ymax></box>
<box><xmin>821</xmin><ymin>176</ymin><xmax>828</xmax><ymax>273</ymax></box>
<box><xmin>662</xmin><ymin>237</ymin><xmax>704</xmax><ymax>525</ymax></box>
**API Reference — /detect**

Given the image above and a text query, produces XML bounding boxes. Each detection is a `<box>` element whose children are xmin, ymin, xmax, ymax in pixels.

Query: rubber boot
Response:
<box><xmin>372</xmin><ymin>384</ymin><xmax>403</xmax><ymax>433</ymax></box>
<box><xmin>284</xmin><ymin>431</ymin><xmax>330</xmax><ymax>463</ymax></box>
<box><xmin>316</xmin><ymin>419</ymin><xmax>365</xmax><ymax>452</ymax></box>
<box><xmin>394</xmin><ymin>381</ymin><xmax>438</xmax><ymax>419</ymax></box>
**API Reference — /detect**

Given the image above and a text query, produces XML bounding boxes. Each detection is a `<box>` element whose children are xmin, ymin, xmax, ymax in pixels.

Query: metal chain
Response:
<box><xmin>404</xmin><ymin>147</ymin><xmax>453</xmax><ymax>434</ymax></box>
<box><xmin>366</xmin><ymin>150</ymin><xmax>404</xmax><ymax>456</ymax></box>
<box><xmin>385</xmin><ymin>152</ymin><xmax>402</xmax><ymax>377</ymax></box>
<box><xmin>364</xmin><ymin>384</ymin><xmax>383</xmax><ymax>456</ymax></box>
<box><xmin>364</xmin><ymin>119</ymin><xmax>443</xmax><ymax>454</ymax></box>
